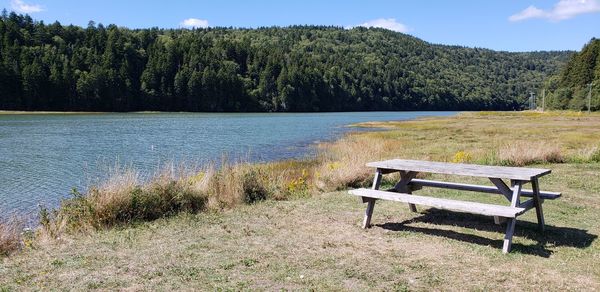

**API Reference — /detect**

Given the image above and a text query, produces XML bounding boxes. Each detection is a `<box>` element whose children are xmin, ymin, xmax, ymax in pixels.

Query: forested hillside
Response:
<box><xmin>543</xmin><ymin>38</ymin><xmax>600</xmax><ymax>110</ymax></box>
<box><xmin>0</xmin><ymin>12</ymin><xmax>572</xmax><ymax>112</ymax></box>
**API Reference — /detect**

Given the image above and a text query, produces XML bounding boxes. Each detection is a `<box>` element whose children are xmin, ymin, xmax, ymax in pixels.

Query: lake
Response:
<box><xmin>0</xmin><ymin>111</ymin><xmax>456</xmax><ymax>215</ymax></box>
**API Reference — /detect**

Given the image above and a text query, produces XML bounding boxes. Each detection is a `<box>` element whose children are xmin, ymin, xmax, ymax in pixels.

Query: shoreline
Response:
<box><xmin>0</xmin><ymin>110</ymin><xmax>488</xmax><ymax>115</ymax></box>
<box><xmin>0</xmin><ymin>110</ymin><xmax>109</xmax><ymax>115</ymax></box>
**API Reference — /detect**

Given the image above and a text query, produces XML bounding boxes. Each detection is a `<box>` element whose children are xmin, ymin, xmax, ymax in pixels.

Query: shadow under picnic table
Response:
<box><xmin>376</xmin><ymin>209</ymin><xmax>597</xmax><ymax>258</ymax></box>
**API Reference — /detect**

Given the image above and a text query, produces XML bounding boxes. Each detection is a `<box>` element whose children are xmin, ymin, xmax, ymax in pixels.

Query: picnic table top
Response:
<box><xmin>366</xmin><ymin>159</ymin><xmax>551</xmax><ymax>181</ymax></box>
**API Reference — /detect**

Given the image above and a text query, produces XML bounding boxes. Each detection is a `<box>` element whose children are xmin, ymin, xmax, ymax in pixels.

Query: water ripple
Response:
<box><xmin>0</xmin><ymin>111</ymin><xmax>456</xmax><ymax>217</ymax></box>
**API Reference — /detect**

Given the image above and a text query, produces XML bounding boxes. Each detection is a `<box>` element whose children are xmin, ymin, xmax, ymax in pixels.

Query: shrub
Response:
<box><xmin>242</xmin><ymin>168</ymin><xmax>270</xmax><ymax>204</ymax></box>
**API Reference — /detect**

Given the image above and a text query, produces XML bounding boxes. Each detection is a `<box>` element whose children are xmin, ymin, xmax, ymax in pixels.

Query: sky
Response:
<box><xmin>1</xmin><ymin>0</ymin><xmax>599</xmax><ymax>52</ymax></box>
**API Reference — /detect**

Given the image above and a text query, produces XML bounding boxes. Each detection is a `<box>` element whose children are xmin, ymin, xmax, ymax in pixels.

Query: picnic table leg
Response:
<box><xmin>362</xmin><ymin>169</ymin><xmax>382</xmax><ymax>228</ymax></box>
<box><xmin>531</xmin><ymin>178</ymin><xmax>545</xmax><ymax>232</ymax></box>
<box><xmin>395</xmin><ymin>171</ymin><xmax>418</xmax><ymax>212</ymax></box>
<box><xmin>502</xmin><ymin>180</ymin><xmax>523</xmax><ymax>254</ymax></box>
<box><xmin>502</xmin><ymin>218</ymin><xmax>517</xmax><ymax>254</ymax></box>
<box><xmin>494</xmin><ymin>216</ymin><xmax>507</xmax><ymax>225</ymax></box>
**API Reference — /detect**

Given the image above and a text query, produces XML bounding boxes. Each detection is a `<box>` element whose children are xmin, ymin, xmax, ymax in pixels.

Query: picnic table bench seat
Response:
<box><xmin>408</xmin><ymin>179</ymin><xmax>561</xmax><ymax>200</ymax></box>
<box><xmin>349</xmin><ymin>188</ymin><xmax>527</xmax><ymax>218</ymax></box>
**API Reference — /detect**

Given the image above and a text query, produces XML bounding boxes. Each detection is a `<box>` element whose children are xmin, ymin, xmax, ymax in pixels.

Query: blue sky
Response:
<box><xmin>1</xmin><ymin>0</ymin><xmax>599</xmax><ymax>52</ymax></box>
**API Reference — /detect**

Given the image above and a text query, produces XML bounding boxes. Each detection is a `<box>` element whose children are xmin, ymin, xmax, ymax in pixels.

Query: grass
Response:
<box><xmin>0</xmin><ymin>218</ymin><xmax>23</xmax><ymax>257</ymax></box>
<box><xmin>497</xmin><ymin>141</ymin><xmax>564</xmax><ymax>166</ymax></box>
<box><xmin>349</xmin><ymin>111</ymin><xmax>600</xmax><ymax>165</ymax></box>
<box><xmin>2</xmin><ymin>111</ymin><xmax>600</xmax><ymax>290</ymax></box>
<box><xmin>38</xmin><ymin>159</ymin><xmax>317</xmax><ymax>236</ymax></box>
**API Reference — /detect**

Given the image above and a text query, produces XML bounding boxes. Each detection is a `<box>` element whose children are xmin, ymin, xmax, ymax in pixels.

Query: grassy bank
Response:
<box><xmin>2</xmin><ymin>111</ymin><xmax>600</xmax><ymax>290</ymax></box>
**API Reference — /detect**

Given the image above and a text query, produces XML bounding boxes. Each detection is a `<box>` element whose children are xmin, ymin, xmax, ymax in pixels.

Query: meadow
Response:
<box><xmin>1</xmin><ymin>111</ymin><xmax>600</xmax><ymax>290</ymax></box>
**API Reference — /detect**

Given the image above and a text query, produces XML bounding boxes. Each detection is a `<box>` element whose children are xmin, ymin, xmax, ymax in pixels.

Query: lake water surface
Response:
<box><xmin>0</xmin><ymin>111</ymin><xmax>456</xmax><ymax>215</ymax></box>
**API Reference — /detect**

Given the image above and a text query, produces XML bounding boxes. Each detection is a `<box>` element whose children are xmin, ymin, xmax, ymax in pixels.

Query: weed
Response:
<box><xmin>451</xmin><ymin>151</ymin><xmax>473</xmax><ymax>163</ymax></box>
<box><xmin>241</xmin><ymin>258</ymin><xmax>259</xmax><ymax>267</ymax></box>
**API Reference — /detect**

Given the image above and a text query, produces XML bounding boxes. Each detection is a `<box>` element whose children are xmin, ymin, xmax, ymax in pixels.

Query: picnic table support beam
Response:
<box><xmin>531</xmin><ymin>178</ymin><xmax>545</xmax><ymax>232</ymax></box>
<box><xmin>362</xmin><ymin>169</ymin><xmax>382</xmax><ymax>228</ymax></box>
<box><xmin>489</xmin><ymin>178</ymin><xmax>513</xmax><ymax>225</ymax></box>
<box><xmin>489</xmin><ymin>178</ymin><xmax>513</xmax><ymax>201</ymax></box>
<box><xmin>394</xmin><ymin>171</ymin><xmax>418</xmax><ymax>212</ymax></box>
<box><xmin>502</xmin><ymin>181</ymin><xmax>523</xmax><ymax>254</ymax></box>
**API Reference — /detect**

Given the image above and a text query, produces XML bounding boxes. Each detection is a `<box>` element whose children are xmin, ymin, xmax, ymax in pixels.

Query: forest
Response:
<box><xmin>543</xmin><ymin>38</ymin><xmax>600</xmax><ymax>111</ymax></box>
<box><xmin>0</xmin><ymin>11</ymin><xmax>573</xmax><ymax>112</ymax></box>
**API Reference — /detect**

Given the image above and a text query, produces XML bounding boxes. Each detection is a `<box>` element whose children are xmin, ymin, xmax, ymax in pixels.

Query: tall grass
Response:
<box><xmin>40</xmin><ymin>159</ymin><xmax>317</xmax><ymax>235</ymax></box>
<box><xmin>0</xmin><ymin>218</ymin><xmax>23</xmax><ymax>256</ymax></box>
<box><xmin>498</xmin><ymin>141</ymin><xmax>564</xmax><ymax>166</ymax></box>
<box><xmin>570</xmin><ymin>146</ymin><xmax>600</xmax><ymax>163</ymax></box>
<box><xmin>315</xmin><ymin>136</ymin><xmax>396</xmax><ymax>190</ymax></box>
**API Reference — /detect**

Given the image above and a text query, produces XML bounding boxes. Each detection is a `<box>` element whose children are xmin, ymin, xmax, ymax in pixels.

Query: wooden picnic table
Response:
<box><xmin>349</xmin><ymin>159</ymin><xmax>561</xmax><ymax>253</ymax></box>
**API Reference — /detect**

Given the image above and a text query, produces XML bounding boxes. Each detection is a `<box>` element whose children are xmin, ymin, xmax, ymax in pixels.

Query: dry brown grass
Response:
<box><xmin>0</xmin><ymin>218</ymin><xmax>23</xmax><ymax>256</ymax></box>
<box><xmin>41</xmin><ymin>164</ymin><xmax>205</xmax><ymax>235</ymax></box>
<box><xmin>498</xmin><ymin>141</ymin><xmax>564</xmax><ymax>166</ymax></box>
<box><xmin>41</xmin><ymin>159</ymin><xmax>318</xmax><ymax>236</ymax></box>
<box><xmin>315</xmin><ymin>136</ymin><xmax>399</xmax><ymax>191</ymax></box>
<box><xmin>203</xmin><ymin>162</ymin><xmax>266</xmax><ymax>209</ymax></box>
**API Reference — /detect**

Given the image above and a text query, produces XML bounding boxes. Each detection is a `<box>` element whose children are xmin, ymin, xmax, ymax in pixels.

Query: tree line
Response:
<box><xmin>543</xmin><ymin>38</ymin><xmax>600</xmax><ymax>111</ymax></box>
<box><xmin>0</xmin><ymin>11</ymin><xmax>572</xmax><ymax>112</ymax></box>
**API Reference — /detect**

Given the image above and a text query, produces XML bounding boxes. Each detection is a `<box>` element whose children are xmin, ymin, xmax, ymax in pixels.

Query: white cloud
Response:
<box><xmin>11</xmin><ymin>0</ymin><xmax>44</xmax><ymax>13</ymax></box>
<box><xmin>509</xmin><ymin>0</ymin><xmax>600</xmax><ymax>22</ymax></box>
<box><xmin>351</xmin><ymin>18</ymin><xmax>409</xmax><ymax>33</ymax></box>
<box><xmin>509</xmin><ymin>6</ymin><xmax>548</xmax><ymax>21</ymax></box>
<box><xmin>180</xmin><ymin>18</ymin><xmax>209</xmax><ymax>28</ymax></box>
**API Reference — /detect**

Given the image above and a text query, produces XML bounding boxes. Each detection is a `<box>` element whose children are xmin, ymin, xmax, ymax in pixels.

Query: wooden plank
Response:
<box><xmin>395</xmin><ymin>171</ymin><xmax>418</xmax><ymax>212</ymax></box>
<box><xmin>408</xmin><ymin>179</ymin><xmax>561</xmax><ymax>199</ymax></box>
<box><xmin>393</xmin><ymin>171</ymin><xmax>417</xmax><ymax>192</ymax></box>
<box><xmin>362</xmin><ymin>198</ymin><xmax>376</xmax><ymax>229</ymax></box>
<box><xmin>372</xmin><ymin>169</ymin><xmax>383</xmax><ymax>190</ymax></box>
<box><xmin>502</xmin><ymin>218</ymin><xmax>516</xmax><ymax>253</ymax></box>
<box><xmin>366</xmin><ymin>159</ymin><xmax>551</xmax><ymax>181</ymax></box>
<box><xmin>510</xmin><ymin>181</ymin><xmax>522</xmax><ymax>207</ymax></box>
<box><xmin>362</xmin><ymin>169</ymin><xmax>382</xmax><ymax>228</ymax></box>
<box><xmin>489</xmin><ymin>178</ymin><xmax>513</xmax><ymax>201</ymax></box>
<box><xmin>491</xmin><ymin>178</ymin><xmax>512</xmax><ymax>224</ymax></box>
<box><xmin>500</xmin><ymin>180</ymin><xmax>523</xmax><ymax>253</ymax></box>
<box><xmin>349</xmin><ymin>189</ymin><xmax>525</xmax><ymax>218</ymax></box>
<box><xmin>531</xmin><ymin>178</ymin><xmax>545</xmax><ymax>232</ymax></box>
<box><xmin>518</xmin><ymin>199</ymin><xmax>535</xmax><ymax>211</ymax></box>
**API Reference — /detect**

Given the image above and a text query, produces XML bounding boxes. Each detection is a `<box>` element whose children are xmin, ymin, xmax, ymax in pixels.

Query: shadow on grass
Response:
<box><xmin>376</xmin><ymin>209</ymin><xmax>597</xmax><ymax>257</ymax></box>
